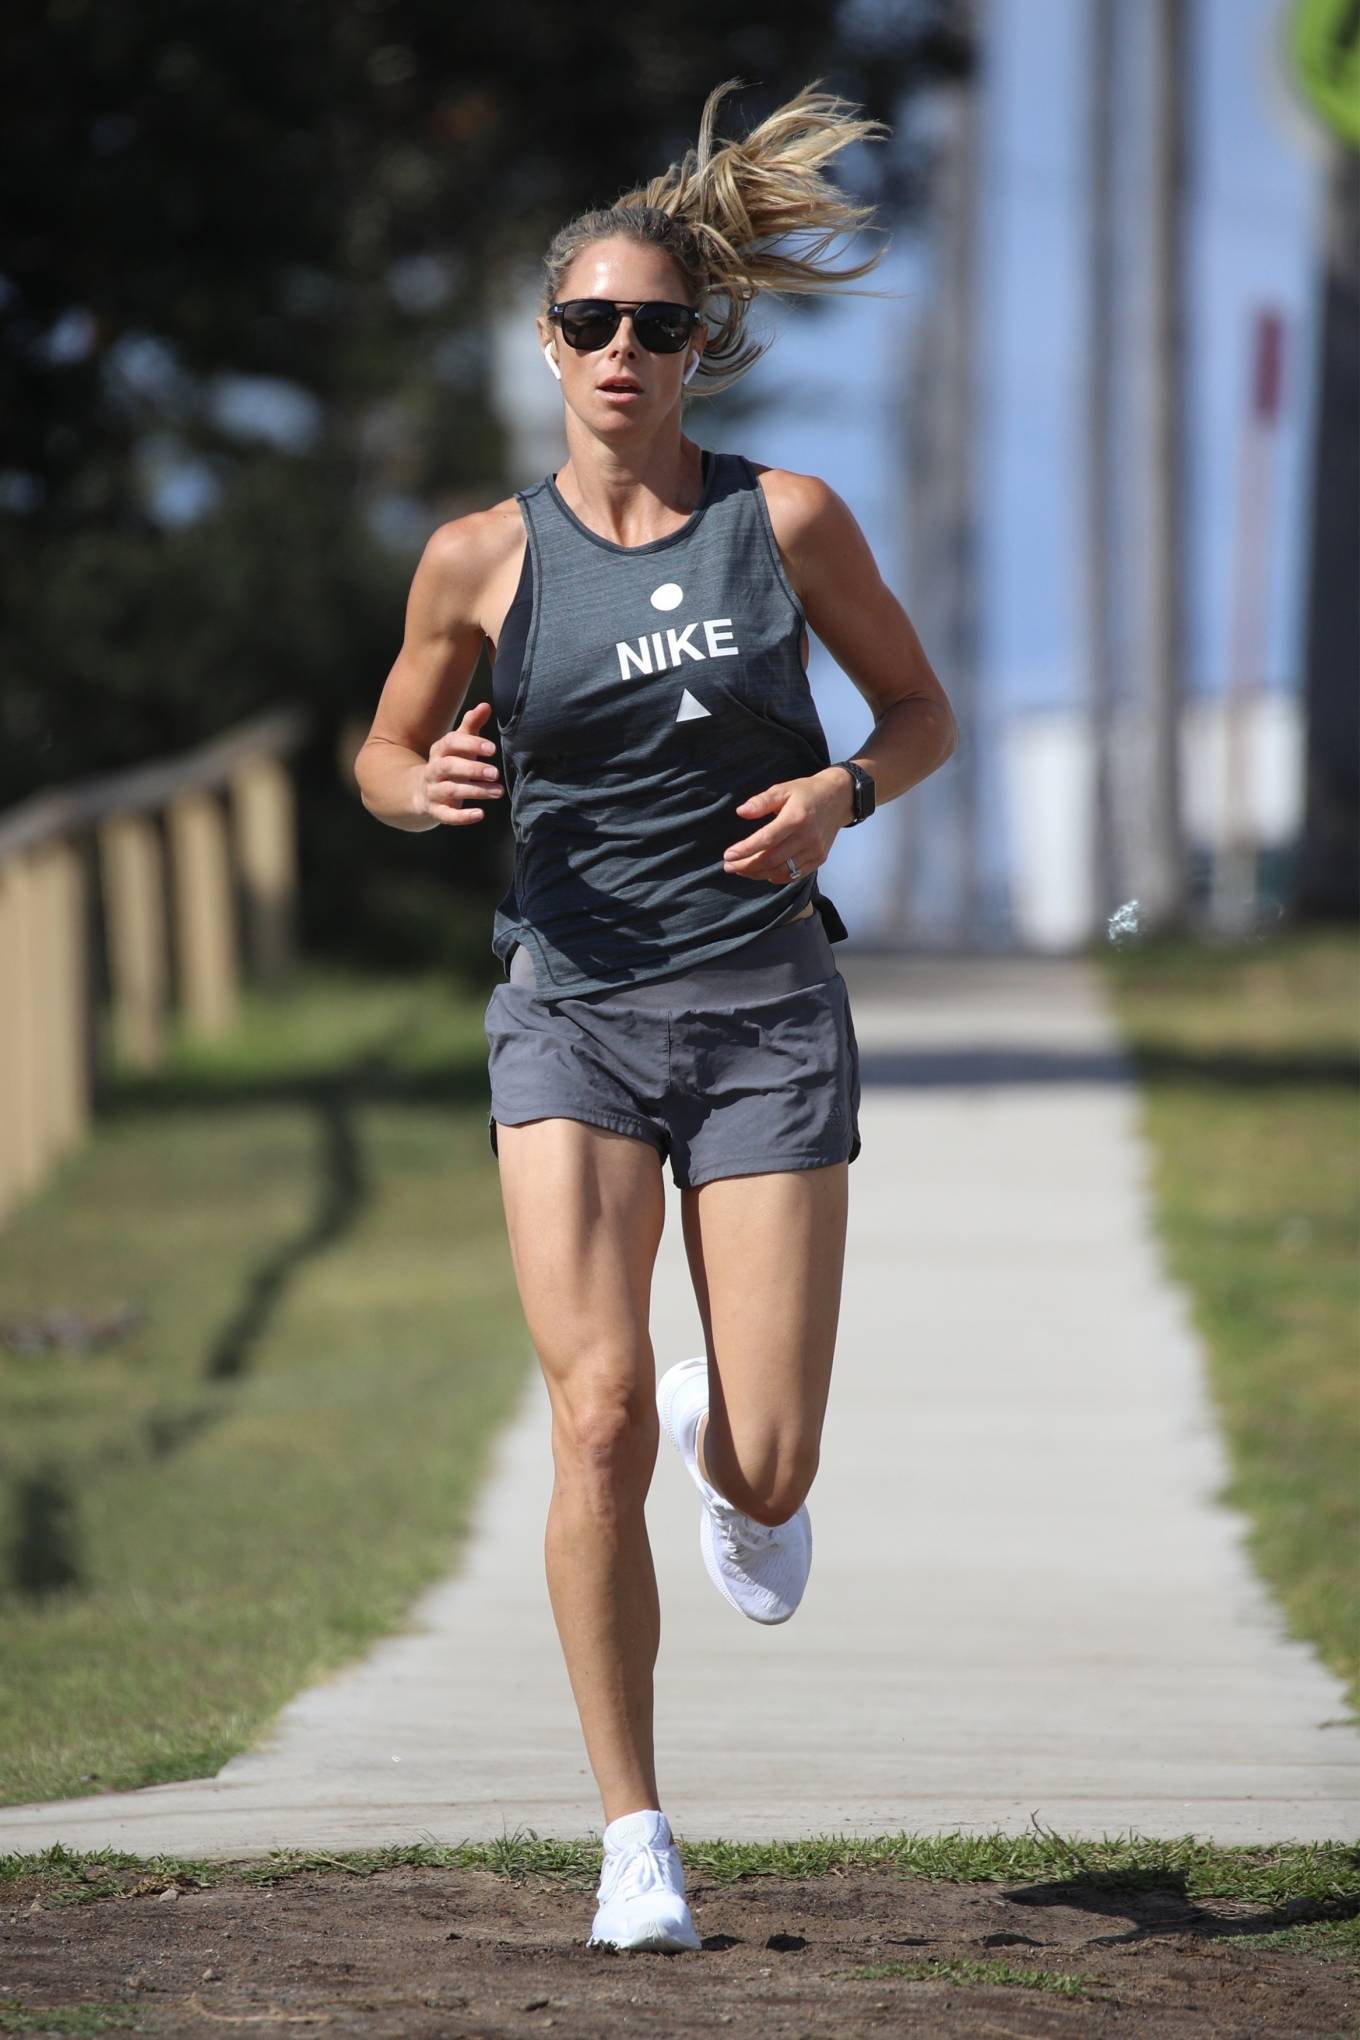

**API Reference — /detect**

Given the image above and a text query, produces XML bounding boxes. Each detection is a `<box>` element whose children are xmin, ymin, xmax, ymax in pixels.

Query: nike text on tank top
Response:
<box><xmin>490</xmin><ymin>449</ymin><xmax>850</xmax><ymax>997</ymax></box>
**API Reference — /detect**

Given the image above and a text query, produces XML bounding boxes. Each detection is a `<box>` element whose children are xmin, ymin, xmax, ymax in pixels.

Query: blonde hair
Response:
<box><xmin>541</xmin><ymin>78</ymin><xmax>889</xmax><ymax>392</ymax></box>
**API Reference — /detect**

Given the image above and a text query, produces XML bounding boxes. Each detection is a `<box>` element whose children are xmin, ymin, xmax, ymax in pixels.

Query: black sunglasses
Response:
<box><xmin>548</xmin><ymin>299</ymin><xmax>703</xmax><ymax>355</ymax></box>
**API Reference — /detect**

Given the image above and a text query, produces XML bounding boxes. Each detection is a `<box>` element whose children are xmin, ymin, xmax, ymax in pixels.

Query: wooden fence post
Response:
<box><xmin>231</xmin><ymin>755</ymin><xmax>298</xmax><ymax>982</ymax></box>
<box><xmin>12</xmin><ymin>850</ymin><xmax>48</xmax><ymax>1197</ymax></box>
<box><xmin>167</xmin><ymin>790</ymin><xmax>237</xmax><ymax>1037</ymax></box>
<box><xmin>45</xmin><ymin>838</ymin><xmax>90</xmax><ymax>1162</ymax></box>
<box><xmin>0</xmin><ymin>860</ymin><xmax>23</xmax><ymax>1223</ymax></box>
<box><xmin>99</xmin><ymin>812</ymin><xmax>169</xmax><ymax>1072</ymax></box>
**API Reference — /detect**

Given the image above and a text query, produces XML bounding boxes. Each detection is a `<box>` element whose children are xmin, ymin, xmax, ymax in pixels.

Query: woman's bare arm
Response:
<box><xmin>714</xmin><ymin>467</ymin><xmax>960</xmax><ymax>886</ymax></box>
<box><xmin>354</xmin><ymin>508</ymin><xmax>517</xmax><ymax>832</ymax></box>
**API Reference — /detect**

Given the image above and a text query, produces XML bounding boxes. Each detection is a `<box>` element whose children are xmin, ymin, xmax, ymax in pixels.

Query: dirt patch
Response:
<box><xmin>2</xmin><ymin>1861</ymin><xmax>1355</xmax><ymax>2038</ymax></box>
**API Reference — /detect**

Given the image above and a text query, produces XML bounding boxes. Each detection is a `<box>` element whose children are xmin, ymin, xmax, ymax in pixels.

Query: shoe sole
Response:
<box><xmin>589</xmin><ymin>1925</ymin><xmax>702</xmax><ymax>1952</ymax></box>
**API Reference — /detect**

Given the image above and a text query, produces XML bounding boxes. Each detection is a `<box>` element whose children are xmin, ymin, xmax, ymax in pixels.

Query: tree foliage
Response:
<box><xmin>0</xmin><ymin>0</ymin><xmax>970</xmax><ymax>959</ymax></box>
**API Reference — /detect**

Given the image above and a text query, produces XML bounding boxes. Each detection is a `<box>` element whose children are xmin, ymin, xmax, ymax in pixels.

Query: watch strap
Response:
<box><xmin>833</xmin><ymin>759</ymin><xmax>873</xmax><ymax>824</ymax></box>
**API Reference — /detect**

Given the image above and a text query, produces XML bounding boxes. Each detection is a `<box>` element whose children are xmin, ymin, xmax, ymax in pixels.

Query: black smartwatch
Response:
<box><xmin>832</xmin><ymin>760</ymin><xmax>876</xmax><ymax>825</ymax></box>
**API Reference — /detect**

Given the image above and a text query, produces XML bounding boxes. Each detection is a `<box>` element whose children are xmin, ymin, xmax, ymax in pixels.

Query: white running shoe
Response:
<box><xmin>656</xmin><ymin>1355</ymin><xmax>813</xmax><ymax>1625</ymax></box>
<box><xmin>588</xmin><ymin>1808</ymin><xmax>701</xmax><ymax>1952</ymax></box>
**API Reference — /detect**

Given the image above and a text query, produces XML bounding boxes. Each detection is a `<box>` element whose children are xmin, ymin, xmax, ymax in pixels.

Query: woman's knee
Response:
<box><xmin>715</xmin><ymin>1428</ymin><xmax>820</xmax><ymax>1527</ymax></box>
<box><xmin>750</xmin><ymin>1456</ymin><xmax>819</xmax><ymax>1526</ymax></box>
<box><xmin>550</xmin><ymin>1372</ymin><xmax>659</xmax><ymax>1509</ymax></box>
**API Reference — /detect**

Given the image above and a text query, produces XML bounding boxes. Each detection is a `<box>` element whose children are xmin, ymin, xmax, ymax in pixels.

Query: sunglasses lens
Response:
<box><xmin>634</xmin><ymin>304</ymin><xmax>693</xmax><ymax>353</ymax></box>
<box><xmin>558</xmin><ymin>303</ymin><xmax>619</xmax><ymax>351</ymax></box>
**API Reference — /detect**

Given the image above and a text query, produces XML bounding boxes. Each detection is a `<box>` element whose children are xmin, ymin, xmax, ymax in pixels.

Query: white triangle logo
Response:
<box><xmin>675</xmin><ymin>688</ymin><xmax>710</xmax><ymax>722</ymax></box>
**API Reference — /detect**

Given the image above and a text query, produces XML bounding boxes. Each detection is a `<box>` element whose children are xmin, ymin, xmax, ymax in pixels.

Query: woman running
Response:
<box><xmin>356</xmin><ymin>78</ymin><xmax>958</xmax><ymax>1952</ymax></box>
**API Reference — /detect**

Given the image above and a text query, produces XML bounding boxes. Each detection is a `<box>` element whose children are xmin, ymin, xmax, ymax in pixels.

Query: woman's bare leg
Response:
<box><xmin>679</xmin><ymin>1163</ymin><xmax>849</xmax><ymax>1524</ymax></box>
<box><xmin>493</xmin><ymin>1115</ymin><xmax>667</xmax><ymax>1825</ymax></box>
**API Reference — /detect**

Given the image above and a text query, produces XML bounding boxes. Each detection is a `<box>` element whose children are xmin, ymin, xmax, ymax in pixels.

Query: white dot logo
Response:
<box><xmin>650</xmin><ymin>582</ymin><xmax>683</xmax><ymax>611</ymax></box>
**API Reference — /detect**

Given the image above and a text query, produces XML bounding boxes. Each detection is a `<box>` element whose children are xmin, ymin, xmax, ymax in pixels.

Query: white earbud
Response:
<box><xmin>682</xmin><ymin>350</ymin><xmax>699</xmax><ymax>386</ymax></box>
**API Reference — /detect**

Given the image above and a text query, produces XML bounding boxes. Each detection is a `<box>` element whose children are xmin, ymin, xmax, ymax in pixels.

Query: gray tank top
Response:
<box><xmin>490</xmin><ymin>449</ymin><xmax>849</xmax><ymax>997</ymax></box>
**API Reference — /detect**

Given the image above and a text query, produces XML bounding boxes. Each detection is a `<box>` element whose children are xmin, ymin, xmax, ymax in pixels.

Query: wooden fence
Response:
<box><xmin>0</xmin><ymin>707</ymin><xmax>310</xmax><ymax>1228</ymax></box>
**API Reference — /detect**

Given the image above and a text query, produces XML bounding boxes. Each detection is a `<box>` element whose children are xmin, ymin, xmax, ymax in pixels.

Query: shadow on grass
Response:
<box><xmin>98</xmin><ymin>1036</ymin><xmax>493</xmax><ymax>1122</ymax></box>
<box><xmin>1002</xmin><ymin>1863</ymin><xmax>1360</xmax><ymax>1948</ymax></box>
<box><xmin>858</xmin><ymin>1044</ymin><xmax>1139</xmax><ymax>1087</ymax></box>
<box><xmin>852</xmin><ymin>1044</ymin><xmax>1358</xmax><ymax>1091</ymax></box>
<box><xmin>205</xmin><ymin>1074</ymin><xmax>367</xmax><ymax>1383</ymax></box>
<box><xmin>9</xmin><ymin>1025</ymin><xmax>471</xmax><ymax>1599</ymax></box>
<box><xmin>10</xmin><ymin>1464</ymin><xmax>81</xmax><ymax>1596</ymax></box>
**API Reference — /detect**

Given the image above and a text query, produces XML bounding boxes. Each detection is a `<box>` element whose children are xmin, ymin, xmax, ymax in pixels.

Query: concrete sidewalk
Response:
<box><xmin>3</xmin><ymin>953</ymin><xmax>1357</xmax><ymax>1860</ymax></box>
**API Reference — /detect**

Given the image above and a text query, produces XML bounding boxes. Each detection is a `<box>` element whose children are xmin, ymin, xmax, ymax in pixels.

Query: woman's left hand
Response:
<box><xmin>722</xmin><ymin>768</ymin><xmax>853</xmax><ymax>884</ymax></box>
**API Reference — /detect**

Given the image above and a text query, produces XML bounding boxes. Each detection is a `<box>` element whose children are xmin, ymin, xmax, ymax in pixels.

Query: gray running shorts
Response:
<box><xmin>483</xmin><ymin>913</ymin><xmax>862</xmax><ymax>1190</ymax></box>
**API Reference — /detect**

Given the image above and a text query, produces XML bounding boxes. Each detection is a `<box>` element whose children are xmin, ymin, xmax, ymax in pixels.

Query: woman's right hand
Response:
<box><xmin>418</xmin><ymin>699</ymin><xmax>504</xmax><ymax>824</ymax></box>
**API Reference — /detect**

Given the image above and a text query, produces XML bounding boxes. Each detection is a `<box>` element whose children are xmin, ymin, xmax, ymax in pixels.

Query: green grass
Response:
<box><xmin>6</xmin><ymin>1827</ymin><xmax>1357</xmax><ymax>1901</ymax></box>
<box><xmin>1096</xmin><ymin>923</ymin><xmax>1360</xmax><ymax>1718</ymax></box>
<box><xmin>842</xmin><ymin>1956</ymin><xmax>1110</xmax><ymax>1997</ymax></box>
<box><xmin>0</xmin><ymin>960</ymin><xmax>530</xmax><ymax>1808</ymax></box>
<box><xmin>0</xmin><ymin>2004</ymin><xmax>136</xmax><ymax>2036</ymax></box>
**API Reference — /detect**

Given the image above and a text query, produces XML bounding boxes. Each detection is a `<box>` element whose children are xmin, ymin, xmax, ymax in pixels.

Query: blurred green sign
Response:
<box><xmin>1292</xmin><ymin>0</ymin><xmax>1360</xmax><ymax>146</ymax></box>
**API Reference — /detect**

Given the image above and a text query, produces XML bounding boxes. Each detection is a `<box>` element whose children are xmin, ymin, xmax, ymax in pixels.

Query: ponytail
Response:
<box><xmin>541</xmin><ymin>79</ymin><xmax>890</xmax><ymax>392</ymax></box>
